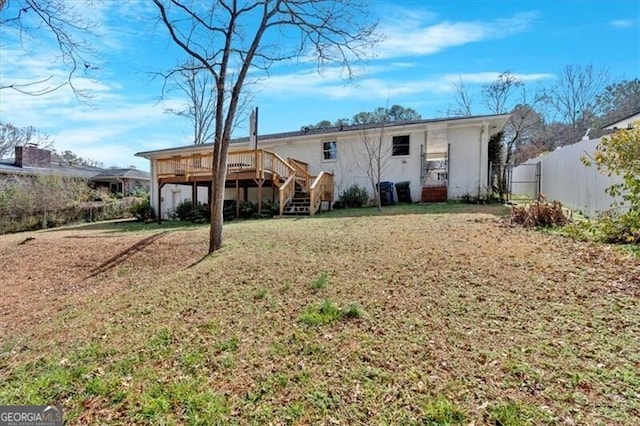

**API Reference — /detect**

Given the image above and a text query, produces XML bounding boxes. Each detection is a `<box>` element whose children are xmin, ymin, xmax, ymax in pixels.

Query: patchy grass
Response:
<box><xmin>319</xmin><ymin>201</ymin><xmax>510</xmax><ymax>218</ymax></box>
<box><xmin>0</xmin><ymin>205</ymin><xmax>638</xmax><ymax>424</ymax></box>
<box><xmin>310</xmin><ymin>272</ymin><xmax>329</xmax><ymax>290</ymax></box>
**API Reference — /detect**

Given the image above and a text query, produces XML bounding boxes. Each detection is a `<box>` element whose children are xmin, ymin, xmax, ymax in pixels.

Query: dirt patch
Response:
<box><xmin>0</xmin><ymin>226</ymin><xmax>208</xmax><ymax>336</ymax></box>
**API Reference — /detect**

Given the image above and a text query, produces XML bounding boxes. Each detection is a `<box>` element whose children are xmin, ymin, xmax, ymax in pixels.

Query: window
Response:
<box><xmin>322</xmin><ymin>141</ymin><xmax>337</xmax><ymax>161</ymax></box>
<box><xmin>392</xmin><ymin>135</ymin><xmax>410</xmax><ymax>156</ymax></box>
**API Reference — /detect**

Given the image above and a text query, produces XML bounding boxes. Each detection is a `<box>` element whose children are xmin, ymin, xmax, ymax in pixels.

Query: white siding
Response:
<box><xmin>448</xmin><ymin>127</ymin><xmax>486</xmax><ymax>199</ymax></box>
<box><xmin>265</xmin><ymin>127</ymin><xmax>424</xmax><ymax>202</ymax></box>
<box><xmin>143</xmin><ymin>115</ymin><xmax>509</xmax><ymax>212</ymax></box>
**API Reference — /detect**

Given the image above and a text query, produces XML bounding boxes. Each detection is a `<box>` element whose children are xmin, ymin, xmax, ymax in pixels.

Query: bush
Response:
<box><xmin>129</xmin><ymin>197</ymin><xmax>154</xmax><ymax>222</ymax></box>
<box><xmin>223</xmin><ymin>200</ymin><xmax>236</xmax><ymax>221</ymax></box>
<box><xmin>594</xmin><ymin>211</ymin><xmax>640</xmax><ymax>244</ymax></box>
<box><xmin>172</xmin><ymin>199</ymin><xmax>194</xmax><ymax>221</ymax></box>
<box><xmin>582</xmin><ymin>122</ymin><xmax>640</xmax><ymax>245</ymax></box>
<box><xmin>338</xmin><ymin>185</ymin><xmax>369</xmax><ymax>208</ymax></box>
<box><xmin>186</xmin><ymin>203</ymin><xmax>209</xmax><ymax>223</ymax></box>
<box><xmin>239</xmin><ymin>201</ymin><xmax>256</xmax><ymax>219</ymax></box>
<box><xmin>510</xmin><ymin>201</ymin><xmax>569</xmax><ymax>227</ymax></box>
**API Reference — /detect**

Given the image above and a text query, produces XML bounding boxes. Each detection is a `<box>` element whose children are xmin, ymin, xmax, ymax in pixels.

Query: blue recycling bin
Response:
<box><xmin>376</xmin><ymin>181</ymin><xmax>395</xmax><ymax>206</ymax></box>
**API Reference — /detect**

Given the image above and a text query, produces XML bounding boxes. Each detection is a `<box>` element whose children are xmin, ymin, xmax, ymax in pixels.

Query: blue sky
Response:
<box><xmin>0</xmin><ymin>0</ymin><xmax>638</xmax><ymax>171</ymax></box>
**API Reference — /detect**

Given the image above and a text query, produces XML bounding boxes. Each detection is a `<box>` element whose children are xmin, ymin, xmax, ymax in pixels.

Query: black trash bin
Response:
<box><xmin>395</xmin><ymin>181</ymin><xmax>411</xmax><ymax>203</ymax></box>
<box><xmin>376</xmin><ymin>181</ymin><xmax>395</xmax><ymax>206</ymax></box>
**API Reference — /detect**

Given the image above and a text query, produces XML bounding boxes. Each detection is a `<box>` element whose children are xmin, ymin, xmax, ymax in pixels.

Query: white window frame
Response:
<box><xmin>321</xmin><ymin>140</ymin><xmax>338</xmax><ymax>161</ymax></box>
<box><xmin>392</xmin><ymin>135</ymin><xmax>410</xmax><ymax>157</ymax></box>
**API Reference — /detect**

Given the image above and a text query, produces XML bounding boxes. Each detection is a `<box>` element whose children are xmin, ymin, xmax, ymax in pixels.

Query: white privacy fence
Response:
<box><xmin>512</xmin><ymin>137</ymin><xmax>624</xmax><ymax>218</ymax></box>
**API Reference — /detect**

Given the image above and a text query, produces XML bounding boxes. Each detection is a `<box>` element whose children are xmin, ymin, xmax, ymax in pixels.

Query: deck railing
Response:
<box><xmin>308</xmin><ymin>172</ymin><xmax>334</xmax><ymax>216</ymax></box>
<box><xmin>156</xmin><ymin>149</ymin><xmax>295</xmax><ymax>181</ymax></box>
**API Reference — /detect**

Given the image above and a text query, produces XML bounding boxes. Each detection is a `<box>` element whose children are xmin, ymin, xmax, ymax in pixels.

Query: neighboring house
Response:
<box><xmin>91</xmin><ymin>168</ymin><xmax>151</xmax><ymax>195</ymax></box>
<box><xmin>601</xmin><ymin>109</ymin><xmax>640</xmax><ymax>131</ymax></box>
<box><xmin>0</xmin><ymin>145</ymin><xmax>150</xmax><ymax>195</ymax></box>
<box><xmin>136</xmin><ymin>114</ymin><xmax>509</xmax><ymax>219</ymax></box>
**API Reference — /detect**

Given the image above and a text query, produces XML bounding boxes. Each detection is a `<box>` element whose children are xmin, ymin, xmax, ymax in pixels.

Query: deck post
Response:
<box><xmin>254</xmin><ymin>178</ymin><xmax>264</xmax><ymax>215</ymax></box>
<box><xmin>157</xmin><ymin>182</ymin><xmax>164</xmax><ymax>224</ymax></box>
<box><xmin>235</xmin><ymin>178</ymin><xmax>240</xmax><ymax>219</ymax></box>
<box><xmin>191</xmin><ymin>182</ymin><xmax>197</xmax><ymax>209</ymax></box>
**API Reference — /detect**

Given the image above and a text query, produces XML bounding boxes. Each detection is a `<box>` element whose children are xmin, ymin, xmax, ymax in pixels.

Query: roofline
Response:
<box><xmin>601</xmin><ymin>109</ymin><xmax>640</xmax><ymax>129</ymax></box>
<box><xmin>135</xmin><ymin>113</ymin><xmax>510</xmax><ymax>158</ymax></box>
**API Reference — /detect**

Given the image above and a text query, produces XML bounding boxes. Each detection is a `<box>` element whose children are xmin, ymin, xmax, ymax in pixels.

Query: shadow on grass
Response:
<box><xmin>85</xmin><ymin>231</ymin><xmax>172</xmax><ymax>278</ymax></box>
<box><xmin>49</xmin><ymin>220</ymin><xmax>207</xmax><ymax>234</ymax></box>
<box><xmin>312</xmin><ymin>202</ymin><xmax>511</xmax><ymax>219</ymax></box>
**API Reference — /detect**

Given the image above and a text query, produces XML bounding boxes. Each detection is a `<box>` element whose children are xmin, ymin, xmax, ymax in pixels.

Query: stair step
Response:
<box><xmin>283</xmin><ymin>205</ymin><xmax>310</xmax><ymax>215</ymax></box>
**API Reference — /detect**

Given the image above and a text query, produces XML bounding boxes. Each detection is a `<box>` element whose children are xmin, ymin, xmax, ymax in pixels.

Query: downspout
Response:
<box><xmin>479</xmin><ymin>121</ymin><xmax>489</xmax><ymax>200</ymax></box>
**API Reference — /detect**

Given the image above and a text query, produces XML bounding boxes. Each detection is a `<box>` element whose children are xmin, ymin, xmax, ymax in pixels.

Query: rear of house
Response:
<box><xmin>136</xmin><ymin>114</ymin><xmax>509</xmax><ymax>219</ymax></box>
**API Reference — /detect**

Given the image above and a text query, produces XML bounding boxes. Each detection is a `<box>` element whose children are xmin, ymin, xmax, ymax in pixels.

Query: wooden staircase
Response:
<box><xmin>283</xmin><ymin>189</ymin><xmax>312</xmax><ymax>216</ymax></box>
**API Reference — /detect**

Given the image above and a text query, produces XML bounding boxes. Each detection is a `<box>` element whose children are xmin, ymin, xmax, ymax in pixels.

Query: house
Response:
<box><xmin>91</xmin><ymin>167</ymin><xmax>151</xmax><ymax>195</ymax></box>
<box><xmin>601</xmin><ymin>109</ymin><xmax>640</xmax><ymax>131</ymax></box>
<box><xmin>136</xmin><ymin>113</ymin><xmax>509</xmax><ymax>219</ymax></box>
<box><xmin>0</xmin><ymin>145</ymin><xmax>150</xmax><ymax>195</ymax></box>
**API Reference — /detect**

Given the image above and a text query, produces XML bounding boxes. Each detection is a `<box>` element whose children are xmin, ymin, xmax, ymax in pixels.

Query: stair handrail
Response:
<box><xmin>288</xmin><ymin>158</ymin><xmax>312</xmax><ymax>190</ymax></box>
<box><xmin>308</xmin><ymin>172</ymin><xmax>334</xmax><ymax>216</ymax></box>
<box><xmin>278</xmin><ymin>174</ymin><xmax>296</xmax><ymax>216</ymax></box>
<box><xmin>262</xmin><ymin>150</ymin><xmax>295</xmax><ymax>182</ymax></box>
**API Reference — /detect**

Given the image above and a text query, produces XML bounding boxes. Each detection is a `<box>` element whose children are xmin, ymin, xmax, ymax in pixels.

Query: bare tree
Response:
<box><xmin>162</xmin><ymin>59</ymin><xmax>256</xmax><ymax>145</ymax></box>
<box><xmin>0</xmin><ymin>122</ymin><xmax>53</xmax><ymax>158</ymax></box>
<box><xmin>545</xmin><ymin>64</ymin><xmax>610</xmax><ymax>128</ymax></box>
<box><xmin>0</xmin><ymin>0</ymin><xmax>98</xmax><ymax>98</ymax></box>
<box><xmin>164</xmin><ymin>61</ymin><xmax>217</xmax><ymax>145</ymax></box>
<box><xmin>482</xmin><ymin>71</ymin><xmax>523</xmax><ymax>114</ymax></box>
<box><xmin>479</xmin><ymin>72</ymin><xmax>547</xmax><ymax>200</ymax></box>
<box><xmin>354</xmin><ymin>121</ymin><xmax>391</xmax><ymax>211</ymax></box>
<box><xmin>152</xmin><ymin>0</ymin><xmax>379</xmax><ymax>253</ymax></box>
<box><xmin>447</xmin><ymin>76</ymin><xmax>473</xmax><ymax>117</ymax></box>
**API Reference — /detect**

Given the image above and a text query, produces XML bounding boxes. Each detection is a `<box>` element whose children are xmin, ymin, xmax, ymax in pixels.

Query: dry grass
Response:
<box><xmin>0</xmin><ymin>205</ymin><xmax>638</xmax><ymax>425</ymax></box>
<box><xmin>510</xmin><ymin>201</ymin><xmax>570</xmax><ymax>228</ymax></box>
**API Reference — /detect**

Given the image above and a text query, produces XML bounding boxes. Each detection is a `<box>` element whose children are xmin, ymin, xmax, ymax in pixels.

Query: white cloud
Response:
<box><xmin>377</xmin><ymin>11</ymin><xmax>538</xmax><ymax>59</ymax></box>
<box><xmin>258</xmin><ymin>66</ymin><xmax>553</xmax><ymax>101</ymax></box>
<box><xmin>609</xmin><ymin>19</ymin><xmax>634</xmax><ymax>29</ymax></box>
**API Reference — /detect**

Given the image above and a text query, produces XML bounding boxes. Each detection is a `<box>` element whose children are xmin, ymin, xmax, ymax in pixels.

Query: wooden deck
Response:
<box><xmin>155</xmin><ymin>149</ymin><xmax>334</xmax><ymax>217</ymax></box>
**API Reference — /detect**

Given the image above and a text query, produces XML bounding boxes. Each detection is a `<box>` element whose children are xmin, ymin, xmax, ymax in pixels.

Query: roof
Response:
<box><xmin>0</xmin><ymin>160</ymin><xmax>150</xmax><ymax>180</ymax></box>
<box><xmin>92</xmin><ymin>168</ymin><xmax>150</xmax><ymax>180</ymax></box>
<box><xmin>601</xmin><ymin>109</ymin><xmax>640</xmax><ymax>130</ymax></box>
<box><xmin>0</xmin><ymin>160</ymin><xmax>104</xmax><ymax>179</ymax></box>
<box><xmin>135</xmin><ymin>113</ymin><xmax>510</xmax><ymax>158</ymax></box>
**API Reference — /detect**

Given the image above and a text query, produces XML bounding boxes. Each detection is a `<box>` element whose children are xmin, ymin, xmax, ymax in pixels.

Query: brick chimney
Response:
<box><xmin>15</xmin><ymin>145</ymin><xmax>52</xmax><ymax>168</ymax></box>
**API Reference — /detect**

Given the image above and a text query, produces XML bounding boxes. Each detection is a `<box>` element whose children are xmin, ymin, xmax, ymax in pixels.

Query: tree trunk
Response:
<box><xmin>208</xmin><ymin>162</ymin><xmax>226</xmax><ymax>253</ymax></box>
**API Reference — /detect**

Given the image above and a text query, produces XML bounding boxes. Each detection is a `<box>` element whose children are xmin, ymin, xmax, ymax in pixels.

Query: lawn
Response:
<box><xmin>0</xmin><ymin>204</ymin><xmax>638</xmax><ymax>425</ymax></box>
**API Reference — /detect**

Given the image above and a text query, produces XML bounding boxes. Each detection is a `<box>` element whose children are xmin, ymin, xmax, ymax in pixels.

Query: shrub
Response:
<box><xmin>172</xmin><ymin>199</ymin><xmax>194</xmax><ymax>221</ymax></box>
<box><xmin>239</xmin><ymin>201</ymin><xmax>256</xmax><ymax>219</ymax></box>
<box><xmin>259</xmin><ymin>200</ymin><xmax>279</xmax><ymax>218</ymax></box>
<box><xmin>186</xmin><ymin>203</ymin><xmax>209</xmax><ymax>223</ymax></box>
<box><xmin>223</xmin><ymin>200</ymin><xmax>236</xmax><ymax>221</ymax></box>
<box><xmin>594</xmin><ymin>210</ymin><xmax>640</xmax><ymax>244</ymax></box>
<box><xmin>129</xmin><ymin>197</ymin><xmax>154</xmax><ymax>222</ymax></box>
<box><xmin>338</xmin><ymin>185</ymin><xmax>369</xmax><ymax>208</ymax></box>
<box><xmin>510</xmin><ymin>201</ymin><xmax>569</xmax><ymax>227</ymax></box>
<box><xmin>582</xmin><ymin>122</ymin><xmax>640</xmax><ymax>244</ymax></box>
